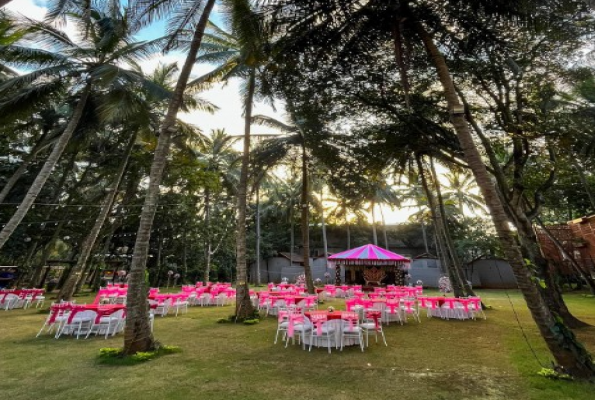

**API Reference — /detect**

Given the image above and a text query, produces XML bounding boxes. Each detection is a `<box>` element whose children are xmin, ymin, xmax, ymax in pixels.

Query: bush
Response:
<box><xmin>98</xmin><ymin>345</ymin><xmax>181</xmax><ymax>365</ymax></box>
<box><xmin>243</xmin><ymin>319</ymin><xmax>259</xmax><ymax>325</ymax></box>
<box><xmin>537</xmin><ymin>368</ymin><xmax>573</xmax><ymax>381</ymax></box>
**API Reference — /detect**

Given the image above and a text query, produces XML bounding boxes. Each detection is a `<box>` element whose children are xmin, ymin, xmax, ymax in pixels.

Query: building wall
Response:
<box><xmin>249</xmin><ymin>257</ymin><xmax>331</xmax><ymax>284</ymax></box>
<box><xmin>251</xmin><ymin>256</ymin><xmax>514</xmax><ymax>288</ymax></box>
<box><xmin>472</xmin><ymin>259</ymin><xmax>517</xmax><ymax>289</ymax></box>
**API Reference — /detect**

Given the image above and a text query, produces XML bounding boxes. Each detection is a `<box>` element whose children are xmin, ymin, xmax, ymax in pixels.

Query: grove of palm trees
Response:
<box><xmin>1</xmin><ymin>0</ymin><xmax>595</xmax><ymax>398</ymax></box>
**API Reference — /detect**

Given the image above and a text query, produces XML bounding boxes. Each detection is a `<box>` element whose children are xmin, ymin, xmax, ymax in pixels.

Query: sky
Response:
<box><xmin>4</xmin><ymin>1</ymin><xmax>450</xmax><ymax>225</ymax></box>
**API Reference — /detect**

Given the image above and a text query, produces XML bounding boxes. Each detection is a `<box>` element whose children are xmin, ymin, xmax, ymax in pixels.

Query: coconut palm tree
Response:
<box><xmin>58</xmin><ymin>59</ymin><xmax>216</xmax><ymax>301</ymax></box>
<box><xmin>0</xmin><ymin>6</ymin><xmax>171</xmax><ymax>251</ymax></box>
<box><xmin>194</xmin><ymin>129</ymin><xmax>239</xmax><ymax>284</ymax></box>
<box><xmin>190</xmin><ymin>3</ymin><xmax>277</xmax><ymax>317</ymax></box>
<box><xmin>365</xmin><ymin>174</ymin><xmax>400</xmax><ymax>249</ymax></box>
<box><xmin>122</xmin><ymin>0</ymin><xmax>216</xmax><ymax>353</ymax></box>
<box><xmin>261</xmin><ymin>0</ymin><xmax>595</xmax><ymax>378</ymax></box>
<box><xmin>443</xmin><ymin>170</ymin><xmax>487</xmax><ymax>216</ymax></box>
<box><xmin>251</xmin><ymin>112</ymin><xmax>334</xmax><ymax>294</ymax></box>
<box><xmin>260</xmin><ymin>174</ymin><xmax>301</xmax><ymax>268</ymax></box>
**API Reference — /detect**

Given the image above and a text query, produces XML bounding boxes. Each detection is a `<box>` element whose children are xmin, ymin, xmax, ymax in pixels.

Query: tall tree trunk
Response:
<box><xmin>429</xmin><ymin>157</ymin><xmax>477</xmax><ymax>297</ymax></box>
<box><xmin>571</xmin><ymin>159</ymin><xmax>595</xmax><ymax>212</ymax></box>
<box><xmin>536</xmin><ymin>218</ymin><xmax>595</xmax><ymax>295</ymax></box>
<box><xmin>514</xmin><ymin>213</ymin><xmax>589</xmax><ymax>328</ymax></box>
<box><xmin>19</xmin><ymin>147</ymin><xmax>77</xmax><ymax>285</ymax></box>
<box><xmin>124</xmin><ymin>0</ymin><xmax>215</xmax><ymax>355</ymax></box>
<box><xmin>182</xmin><ymin>223</ymin><xmax>188</xmax><ymax>284</ymax></box>
<box><xmin>30</xmin><ymin>220</ymin><xmax>65</xmax><ymax>288</ymax></box>
<box><xmin>27</xmin><ymin>154</ymin><xmax>89</xmax><ymax>288</ymax></box>
<box><xmin>346</xmin><ymin>223</ymin><xmax>351</xmax><ymax>250</ymax></box>
<box><xmin>371</xmin><ymin>200</ymin><xmax>378</xmax><ymax>245</ymax></box>
<box><xmin>290</xmin><ymin>201</ymin><xmax>294</xmax><ymax>266</ymax></box>
<box><xmin>380</xmin><ymin>205</ymin><xmax>389</xmax><ymax>249</ymax></box>
<box><xmin>420</xmin><ymin>219</ymin><xmax>429</xmax><ymax>254</ymax></box>
<box><xmin>154</xmin><ymin>233</ymin><xmax>163</xmax><ymax>287</ymax></box>
<box><xmin>320</xmin><ymin>187</ymin><xmax>329</xmax><ymax>268</ymax></box>
<box><xmin>18</xmin><ymin>241</ymin><xmax>39</xmax><ymax>287</ymax></box>
<box><xmin>417</xmin><ymin>156</ymin><xmax>464</xmax><ymax>297</ymax></box>
<box><xmin>0</xmin><ymin>85</ymin><xmax>91</xmax><ymax>250</ymax></box>
<box><xmin>300</xmin><ymin>143</ymin><xmax>315</xmax><ymax>294</ymax></box>
<box><xmin>0</xmin><ymin>133</ymin><xmax>50</xmax><ymax>204</ymax></box>
<box><xmin>234</xmin><ymin>67</ymin><xmax>256</xmax><ymax>319</ymax></box>
<box><xmin>58</xmin><ymin>133</ymin><xmax>135</xmax><ymax>301</ymax></box>
<box><xmin>204</xmin><ymin>187</ymin><xmax>211</xmax><ymax>284</ymax></box>
<box><xmin>255</xmin><ymin>184</ymin><xmax>261</xmax><ymax>285</ymax></box>
<box><xmin>416</xmin><ymin>20</ymin><xmax>595</xmax><ymax>378</ymax></box>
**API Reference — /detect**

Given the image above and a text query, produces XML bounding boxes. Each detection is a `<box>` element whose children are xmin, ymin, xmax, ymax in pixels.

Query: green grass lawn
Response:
<box><xmin>1</xmin><ymin>289</ymin><xmax>594</xmax><ymax>400</ymax></box>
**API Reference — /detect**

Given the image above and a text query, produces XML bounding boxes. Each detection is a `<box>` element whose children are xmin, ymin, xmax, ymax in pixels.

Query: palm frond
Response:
<box><xmin>0</xmin><ymin>45</ymin><xmax>72</xmax><ymax>69</ymax></box>
<box><xmin>164</xmin><ymin>0</ymin><xmax>207</xmax><ymax>51</ymax></box>
<box><xmin>0</xmin><ymin>80</ymin><xmax>66</xmax><ymax>123</ymax></box>
<box><xmin>21</xmin><ymin>17</ymin><xmax>78</xmax><ymax>52</ymax></box>
<box><xmin>251</xmin><ymin>114</ymin><xmax>297</xmax><ymax>133</ymax></box>
<box><xmin>0</xmin><ymin>64</ymin><xmax>74</xmax><ymax>93</ymax></box>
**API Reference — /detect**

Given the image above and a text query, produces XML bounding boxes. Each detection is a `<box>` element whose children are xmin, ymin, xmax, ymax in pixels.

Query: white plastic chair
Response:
<box><xmin>56</xmin><ymin>310</ymin><xmax>97</xmax><ymax>339</ymax></box>
<box><xmin>36</xmin><ymin>304</ymin><xmax>69</xmax><ymax>337</ymax></box>
<box><xmin>273</xmin><ymin>310</ymin><xmax>291</xmax><ymax>345</ymax></box>
<box><xmin>360</xmin><ymin>312</ymin><xmax>387</xmax><ymax>347</ymax></box>
<box><xmin>2</xmin><ymin>294</ymin><xmax>20</xmax><ymax>310</ymax></box>
<box><xmin>309</xmin><ymin>319</ymin><xmax>337</xmax><ymax>354</ymax></box>
<box><xmin>151</xmin><ymin>299</ymin><xmax>171</xmax><ymax>317</ymax></box>
<box><xmin>171</xmin><ymin>297</ymin><xmax>189</xmax><ymax>316</ymax></box>
<box><xmin>285</xmin><ymin>315</ymin><xmax>312</xmax><ymax>349</ymax></box>
<box><xmin>340</xmin><ymin>313</ymin><xmax>364</xmax><ymax>352</ymax></box>
<box><xmin>86</xmin><ymin>309</ymin><xmax>125</xmax><ymax>339</ymax></box>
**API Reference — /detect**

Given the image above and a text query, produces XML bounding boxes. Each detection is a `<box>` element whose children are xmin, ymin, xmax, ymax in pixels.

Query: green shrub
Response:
<box><xmin>537</xmin><ymin>368</ymin><xmax>573</xmax><ymax>381</ymax></box>
<box><xmin>99</xmin><ymin>347</ymin><xmax>123</xmax><ymax>358</ymax></box>
<box><xmin>243</xmin><ymin>319</ymin><xmax>259</xmax><ymax>325</ymax></box>
<box><xmin>98</xmin><ymin>345</ymin><xmax>181</xmax><ymax>365</ymax></box>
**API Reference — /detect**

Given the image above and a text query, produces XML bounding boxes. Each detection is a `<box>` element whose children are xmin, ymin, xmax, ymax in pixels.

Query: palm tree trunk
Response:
<box><xmin>300</xmin><ymin>143</ymin><xmax>315</xmax><ymax>294</ymax></box>
<box><xmin>346</xmin><ymin>223</ymin><xmax>351</xmax><ymax>250</ymax></box>
<box><xmin>0</xmin><ymin>134</ymin><xmax>49</xmax><ymax>204</ymax></box>
<box><xmin>204</xmin><ymin>187</ymin><xmax>211</xmax><ymax>284</ymax></box>
<box><xmin>182</xmin><ymin>224</ymin><xmax>188</xmax><ymax>283</ymax></box>
<box><xmin>0</xmin><ymin>85</ymin><xmax>91</xmax><ymax>250</ymax></box>
<box><xmin>380</xmin><ymin>205</ymin><xmax>389</xmax><ymax>249</ymax></box>
<box><xmin>255</xmin><ymin>184</ymin><xmax>261</xmax><ymax>285</ymax></box>
<box><xmin>30</xmin><ymin>219</ymin><xmax>65</xmax><ymax>288</ymax></box>
<box><xmin>371</xmin><ymin>201</ymin><xmax>378</xmax><ymax>245</ymax></box>
<box><xmin>417</xmin><ymin>156</ymin><xmax>464</xmax><ymax>297</ymax></box>
<box><xmin>429</xmin><ymin>157</ymin><xmax>477</xmax><ymax>297</ymax></box>
<box><xmin>124</xmin><ymin>0</ymin><xmax>216</xmax><ymax>355</ymax></box>
<box><xmin>154</xmin><ymin>233</ymin><xmax>163</xmax><ymax>287</ymax></box>
<box><xmin>20</xmin><ymin>147</ymin><xmax>78</xmax><ymax>284</ymax></box>
<box><xmin>18</xmin><ymin>241</ymin><xmax>39</xmax><ymax>287</ymax></box>
<box><xmin>420</xmin><ymin>219</ymin><xmax>429</xmax><ymax>254</ymax></box>
<box><xmin>320</xmin><ymin>188</ymin><xmax>329</xmax><ymax>268</ymax></box>
<box><xmin>416</xmin><ymin>20</ymin><xmax>595</xmax><ymax>378</ymax></box>
<box><xmin>58</xmin><ymin>133</ymin><xmax>135</xmax><ymax>301</ymax></box>
<box><xmin>290</xmin><ymin>202</ymin><xmax>295</xmax><ymax>266</ymax></box>
<box><xmin>234</xmin><ymin>67</ymin><xmax>256</xmax><ymax>319</ymax></box>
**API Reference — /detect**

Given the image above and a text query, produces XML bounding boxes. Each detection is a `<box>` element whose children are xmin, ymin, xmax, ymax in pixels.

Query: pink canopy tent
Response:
<box><xmin>328</xmin><ymin>244</ymin><xmax>410</xmax><ymax>286</ymax></box>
